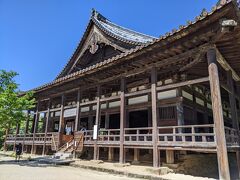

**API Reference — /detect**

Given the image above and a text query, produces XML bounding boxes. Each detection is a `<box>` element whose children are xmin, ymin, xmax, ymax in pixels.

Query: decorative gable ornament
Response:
<box><xmin>89</xmin><ymin>33</ymin><xmax>99</xmax><ymax>54</ymax></box>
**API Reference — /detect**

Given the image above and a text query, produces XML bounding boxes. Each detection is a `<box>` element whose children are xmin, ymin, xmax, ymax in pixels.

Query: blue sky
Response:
<box><xmin>0</xmin><ymin>0</ymin><xmax>218</xmax><ymax>91</ymax></box>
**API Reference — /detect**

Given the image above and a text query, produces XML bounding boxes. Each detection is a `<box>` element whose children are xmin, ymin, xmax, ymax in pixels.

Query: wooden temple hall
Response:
<box><xmin>4</xmin><ymin>1</ymin><xmax>240</xmax><ymax>179</ymax></box>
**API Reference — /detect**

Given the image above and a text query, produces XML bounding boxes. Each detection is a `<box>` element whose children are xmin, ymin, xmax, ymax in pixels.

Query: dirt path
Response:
<box><xmin>0</xmin><ymin>156</ymin><xmax>138</xmax><ymax>180</ymax></box>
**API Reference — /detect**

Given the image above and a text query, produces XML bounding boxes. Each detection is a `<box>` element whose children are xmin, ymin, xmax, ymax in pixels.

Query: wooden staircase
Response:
<box><xmin>51</xmin><ymin>133</ymin><xmax>59</xmax><ymax>151</ymax></box>
<box><xmin>74</xmin><ymin>131</ymin><xmax>84</xmax><ymax>153</ymax></box>
<box><xmin>52</xmin><ymin>131</ymin><xmax>85</xmax><ymax>159</ymax></box>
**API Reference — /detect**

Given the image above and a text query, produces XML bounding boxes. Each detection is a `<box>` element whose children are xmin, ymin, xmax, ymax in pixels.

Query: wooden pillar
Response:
<box><xmin>204</xmin><ymin>94</ymin><xmax>209</xmax><ymax>125</ymax></box>
<box><xmin>75</xmin><ymin>89</ymin><xmax>81</xmax><ymax>132</ymax></box>
<box><xmin>88</xmin><ymin>114</ymin><xmax>93</xmax><ymax>130</ymax></box>
<box><xmin>13</xmin><ymin>123</ymin><xmax>20</xmax><ymax>151</ymax></box>
<box><xmin>133</xmin><ymin>148</ymin><xmax>140</xmax><ymax>164</ymax></box>
<box><xmin>148</xmin><ymin>107</ymin><xmax>152</xmax><ymax>127</ymax></box>
<box><xmin>93</xmin><ymin>86</ymin><xmax>101</xmax><ymax>160</ymax></box>
<box><xmin>227</xmin><ymin>71</ymin><xmax>239</xmax><ymax>130</ymax></box>
<box><xmin>42</xmin><ymin>99</ymin><xmax>51</xmax><ymax>155</ymax></box>
<box><xmin>151</xmin><ymin>67</ymin><xmax>160</xmax><ymax>167</ymax></box>
<box><xmin>23</xmin><ymin>110</ymin><xmax>30</xmax><ymax>152</ymax></box>
<box><xmin>31</xmin><ymin>114</ymin><xmax>35</xmax><ymax>133</ymax></box>
<box><xmin>192</xmin><ymin>88</ymin><xmax>198</xmax><ymax>124</ymax></box>
<box><xmin>119</xmin><ymin>77</ymin><xmax>126</xmax><ymax>164</ymax></box>
<box><xmin>31</xmin><ymin>102</ymin><xmax>39</xmax><ymax>154</ymax></box>
<box><xmin>207</xmin><ymin>48</ymin><xmax>230</xmax><ymax>180</ymax></box>
<box><xmin>166</xmin><ymin>150</ymin><xmax>174</xmax><ymax>164</ymax></box>
<box><xmin>176</xmin><ymin>88</ymin><xmax>184</xmax><ymax>127</ymax></box>
<box><xmin>108</xmin><ymin>147</ymin><xmax>114</xmax><ymax>161</ymax></box>
<box><xmin>58</xmin><ymin>94</ymin><xmax>65</xmax><ymax>148</ymax></box>
<box><xmin>3</xmin><ymin>128</ymin><xmax>9</xmax><ymax>151</ymax></box>
<box><xmin>126</xmin><ymin>110</ymin><xmax>129</xmax><ymax>128</ymax></box>
<box><xmin>105</xmin><ymin>102</ymin><xmax>109</xmax><ymax>129</ymax></box>
<box><xmin>236</xmin><ymin>84</ymin><xmax>240</xmax><ymax>129</ymax></box>
<box><xmin>236</xmin><ymin>151</ymin><xmax>240</xmax><ymax>179</ymax></box>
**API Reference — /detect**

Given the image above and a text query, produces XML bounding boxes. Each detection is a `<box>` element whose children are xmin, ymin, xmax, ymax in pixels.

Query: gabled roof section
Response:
<box><xmin>91</xmin><ymin>9</ymin><xmax>156</xmax><ymax>45</ymax></box>
<box><xmin>32</xmin><ymin>0</ymin><xmax>239</xmax><ymax>93</ymax></box>
<box><xmin>56</xmin><ymin>9</ymin><xmax>157</xmax><ymax>79</ymax></box>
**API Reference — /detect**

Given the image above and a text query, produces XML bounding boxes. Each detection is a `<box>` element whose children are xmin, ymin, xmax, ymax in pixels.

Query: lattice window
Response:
<box><xmin>159</xmin><ymin>106</ymin><xmax>176</xmax><ymax>120</ymax></box>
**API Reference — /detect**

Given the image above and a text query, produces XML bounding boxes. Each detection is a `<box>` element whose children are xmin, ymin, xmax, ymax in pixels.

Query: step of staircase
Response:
<box><xmin>53</xmin><ymin>152</ymin><xmax>73</xmax><ymax>160</ymax></box>
<box><xmin>38</xmin><ymin>157</ymin><xmax>75</xmax><ymax>165</ymax></box>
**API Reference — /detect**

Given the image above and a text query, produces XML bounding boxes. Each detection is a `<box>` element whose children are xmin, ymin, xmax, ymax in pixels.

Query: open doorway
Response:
<box><xmin>129</xmin><ymin>110</ymin><xmax>148</xmax><ymax>128</ymax></box>
<box><xmin>64</xmin><ymin>118</ymin><xmax>75</xmax><ymax>135</ymax></box>
<box><xmin>109</xmin><ymin>113</ymin><xmax>120</xmax><ymax>129</ymax></box>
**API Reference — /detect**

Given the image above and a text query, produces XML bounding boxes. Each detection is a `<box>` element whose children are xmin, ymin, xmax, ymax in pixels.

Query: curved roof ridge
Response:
<box><xmin>91</xmin><ymin>9</ymin><xmax>157</xmax><ymax>44</ymax></box>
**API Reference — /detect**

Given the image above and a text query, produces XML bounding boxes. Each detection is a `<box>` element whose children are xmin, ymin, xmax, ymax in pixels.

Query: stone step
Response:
<box><xmin>53</xmin><ymin>152</ymin><xmax>73</xmax><ymax>160</ymax></box>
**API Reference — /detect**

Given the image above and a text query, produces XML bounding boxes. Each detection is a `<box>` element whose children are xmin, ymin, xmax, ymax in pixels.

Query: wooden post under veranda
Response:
<box><xmin>119</xmin><ymin>78</ymin><xmax>126</xmax><ymax>164</ymax></box>
<box><xmin>31</xmin><ymin>102</ymin><xmax>39</xmax><ymax>154</ymax></box>
<box><xmin>3</xmin><ymin>128</ymin><xmax>9</xmax><ymax>151</ymax></box>
<box><xmin>42</xmin><ymin>99</ymin><xmax>51</xmax><ymax>155</ymax></box>
<box><xmin>93</xmin><ymin>86</ymin><xmax>101</xmax><ymax>160</ymax></box>
<box><xmin>207</xmin><ymin>48</ymin><xmax>230</xmax><ymax>180</ymax></box>
<box><xmin>58</xmin><ymin>94</ymin><xmax>65</xmax><ymax>149</ymax></box>
<box><xmin>151</xmin><ymin>67</ymin><xmax>160</xmax><ymax>167</ymax></box>
<box><xmin>23</xmin><ymin>110</ymin><xmax>30</xmax><ymax>152</ymax></box>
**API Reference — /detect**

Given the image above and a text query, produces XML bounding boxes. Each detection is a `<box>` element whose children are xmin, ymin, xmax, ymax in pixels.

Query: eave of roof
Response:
<box><xmin>31</xmin><ymin>0</ymin><xmax>238</xmax><ymax>94</ymax></box>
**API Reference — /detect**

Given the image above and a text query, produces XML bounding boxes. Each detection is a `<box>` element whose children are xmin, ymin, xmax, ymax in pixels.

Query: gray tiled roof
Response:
<box><xmin>92</xmin><ymin>9</ymin><xmax>156</xmax><ymax>44</ymax></box>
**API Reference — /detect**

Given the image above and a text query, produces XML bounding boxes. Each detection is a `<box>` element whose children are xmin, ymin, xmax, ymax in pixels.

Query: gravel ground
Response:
<box><xmin>0</xmin><ymin>153</ymin><xmax>217</xmax><ymax>180</ymax></box>
<box><xmin>0</xmin><ymin>156</ymin><xmax>139</xmax><ymax>180</ymax></box>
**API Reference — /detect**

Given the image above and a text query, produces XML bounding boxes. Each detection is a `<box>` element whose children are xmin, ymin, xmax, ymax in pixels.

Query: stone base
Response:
<box><xmin>114</xmin><ymin>163</ymin><xmax>131</xmax><ymax>167</ymax></box>
<box><xmin>146</xmin><ymin>167</ymin><xmax>173</xmax><ymax>175</ymax></box>
<box><xmin>90</xmin><ymin>160</ymin><xmax>104</xmax><ymax>164</ymax></box>
<box><xmin>131</xmin><ymin>160</ymin><xmax>140</xmax><ymax>165</ymax></box>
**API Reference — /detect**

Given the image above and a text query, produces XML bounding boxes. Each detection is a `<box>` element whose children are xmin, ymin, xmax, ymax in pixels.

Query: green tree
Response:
<box><xmin>0</xmin><ymin>70</ymin><xmax>36</xmax><ymax>148</ymax></box>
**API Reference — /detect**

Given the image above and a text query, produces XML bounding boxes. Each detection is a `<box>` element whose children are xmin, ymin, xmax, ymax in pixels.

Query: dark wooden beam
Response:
<box><xmin>156</xmin><ymin>77</ymin><xmax>209</xmax><ymax>92</ymax></box>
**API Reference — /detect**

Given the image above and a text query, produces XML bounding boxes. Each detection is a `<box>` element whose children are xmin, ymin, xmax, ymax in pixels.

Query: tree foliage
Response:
<box><xmin>0</xmin><ymin>70</ymin><xmax>36</xmax><ymax>147</ymax></box>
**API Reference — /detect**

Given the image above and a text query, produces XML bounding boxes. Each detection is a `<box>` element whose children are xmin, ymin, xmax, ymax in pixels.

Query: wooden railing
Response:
<box><xmin>98</xmin><ymin>129</ymin><xmax>120</xmax><ymax>143</ymax></box>
<box><xmin>6</xmin><ymin>133</ymin><xmax>53</xmax><ymax>145</ymax></box>
<box><xmin>84</xmin><ymin>130</ymin><xmax>94</xmax><ymax>143</ymax></box>
<box><xmin>225</xmin><ymin>127</ymin><xmax>240</xmax><ymax>146</ymax></box>
<box><xmin>5</xmin><ymin>125</ymin><xmax>240</xmax><ymax>150</ymax></box>
<box><xmin>124</xmin><ymin>127</ymin><xmax>153</xmax><ymax>145</ymax></box>
<box><xmin>58</xmin><ymin>136</ymin><xmax>74</xmax><ymax>152</ymax></box>
<box><xmin>157</xmin><ymin>124</ymin><xmax>216</xmax><ymax>148</ymax></box>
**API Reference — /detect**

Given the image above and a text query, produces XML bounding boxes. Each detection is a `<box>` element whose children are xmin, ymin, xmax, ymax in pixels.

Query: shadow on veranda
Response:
<box><xmin>0</xmin><ymin>155</ymin><xmax>58</xmax><ymax>168</ymax></box>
